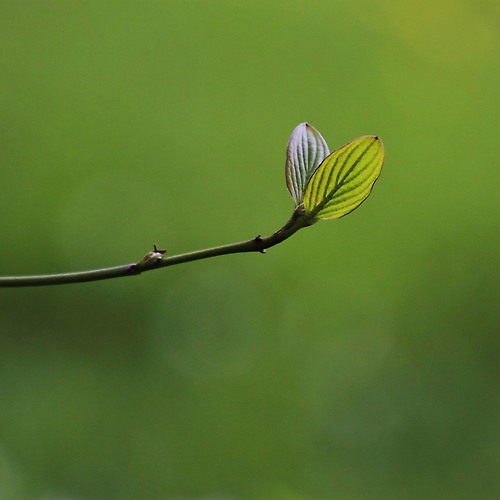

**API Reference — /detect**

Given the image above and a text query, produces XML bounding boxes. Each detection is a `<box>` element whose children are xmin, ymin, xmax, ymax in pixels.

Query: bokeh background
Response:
<box><xmin>1</xmin><ymin>1</ymin><xmax>499</xmax><ymax>499</ymax></box>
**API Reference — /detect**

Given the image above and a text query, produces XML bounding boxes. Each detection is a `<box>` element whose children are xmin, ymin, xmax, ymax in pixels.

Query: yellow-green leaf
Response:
<box><xmin>303</xmin><ymin>136</ymin><xmax>384</xmax><ymax>220</ymax></box>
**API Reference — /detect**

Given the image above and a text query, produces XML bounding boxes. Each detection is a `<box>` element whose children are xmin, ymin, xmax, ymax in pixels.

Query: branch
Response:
<box><xmin>0</xmin><ymin>123</ymin><xmax>384</xmax><ymax>288</ymax></box>
<box><xmin>0</xmin><ymin>206</ymin><xmax>315</xmax><ymax>288</ymax></box>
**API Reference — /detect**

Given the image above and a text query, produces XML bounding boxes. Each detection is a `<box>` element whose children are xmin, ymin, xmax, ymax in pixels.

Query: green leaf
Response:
<box><xmin>303</xmin><ymin>136</ymin><xmax>384</xmax><ymax>220</ymax></box>
<box><xmin>285</xmin><ymin>123</ymin><xmax>330</xmax><ymax>205</ymax></box>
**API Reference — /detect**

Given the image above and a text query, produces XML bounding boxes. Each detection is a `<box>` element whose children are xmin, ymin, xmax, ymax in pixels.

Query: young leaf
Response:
<box><xmin>285</xmin><ymin>123</ymin><xmax>330</xmax><ymax>205</ymax></box>
<box><xmin>303</xmin><ymin>136</ymin><xmax>384</xmax><ymax>220</ymax></box>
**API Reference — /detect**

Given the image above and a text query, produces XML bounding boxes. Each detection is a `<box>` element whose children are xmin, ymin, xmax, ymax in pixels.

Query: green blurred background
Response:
<box><xmin>0</xmin><ymin>1</ymin><xmax>499</xmax><ymax>499</ymax></box>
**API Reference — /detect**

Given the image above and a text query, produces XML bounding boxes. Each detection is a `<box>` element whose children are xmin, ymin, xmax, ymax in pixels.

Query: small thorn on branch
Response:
<box><xmin>153</xmin><ymin>244</ymin><xmax>167</xmax><ymax>255</ymax></box>
<box><xmin>254</xmin><ymin>235</ymin><xmax>266</xmax><ymax>254</ymax></box>
<box><xmin>134</xmin><ymin>244</ymin><xmax>167</xmax><ymax>272</ymax></box>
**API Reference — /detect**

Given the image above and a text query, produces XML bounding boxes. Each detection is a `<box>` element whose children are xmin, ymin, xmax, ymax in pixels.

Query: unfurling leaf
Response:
<box><xmin>285</xmin><ymin>122</ymin><xmax>330</xmax><ymax>205</ymax></box>
<box><xmin>303</xmin><ymin>136</ymin><xmax>384</xmax><ymax>220</ymax></box>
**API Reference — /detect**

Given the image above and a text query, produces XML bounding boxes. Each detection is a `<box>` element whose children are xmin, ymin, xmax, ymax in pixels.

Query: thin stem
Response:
<box><xmin>0</xmin><ymin>207</ymin><xmax>315</xmax><ymax>288</ymax></box>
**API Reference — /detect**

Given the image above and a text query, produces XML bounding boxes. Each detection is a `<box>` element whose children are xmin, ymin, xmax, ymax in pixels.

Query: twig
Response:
<box><xmin>0</xmin><ymin>206</ymin><xmax>314</xmax><ymax>288</ymax></box>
